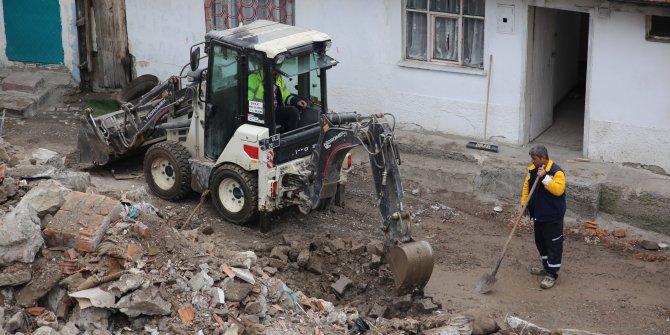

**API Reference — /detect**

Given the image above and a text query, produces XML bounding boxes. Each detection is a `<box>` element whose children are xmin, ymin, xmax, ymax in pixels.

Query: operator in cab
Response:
<box><xmin>248</xmin><ymin>69</ymin><xmax>308</xmax><ymax>132</ymax></box>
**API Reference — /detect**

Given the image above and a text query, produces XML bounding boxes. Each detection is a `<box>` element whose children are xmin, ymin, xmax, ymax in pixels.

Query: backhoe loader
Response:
<box><xmin>76</xmin><ymin>20</ymin><xmax>433</xmax><ymax>294</ymax></box>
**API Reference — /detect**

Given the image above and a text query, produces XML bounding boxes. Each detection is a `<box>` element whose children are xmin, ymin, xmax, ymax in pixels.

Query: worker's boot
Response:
<box><xmin>540</xmin><ymin>275</ymin><xmax>556</xmax><ymax>289</ymax></box>
<box><xmin>529</xmin><ymin>266</ymin><xmax>546</xmax><ymax>276</ymax></box>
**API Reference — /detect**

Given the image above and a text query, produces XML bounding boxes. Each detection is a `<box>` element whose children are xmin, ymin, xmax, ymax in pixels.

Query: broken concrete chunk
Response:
<box><xmin>222</xmin><ymin>281</ymin><xmax>253</xmax><ymax>302</ymax></box>
<box><xmin>228</xmin><ymin>251</ymin><xmax>258</xmax><ymax>269</ymax></box>
<box><xmin>0</xmin><ymin>268</ymin><xmax>31</xmax><ymax>287</ymax></box>
<box><xmin>296</xmin><ymin>249</ymin><xmax>310</xmax><ymax>267</ymax></box>
<box><xmin>43</xmin><ymin>285</ymin><xmax>69</xmax><ymax>317</ymax></box>
<box><xmin>416</xmin><ymin>298</ymin><xmax>439</xmax><ymax>314</ymax></box>
<box><xmin>330</xmin><ymin>238</ymin><xmax>345</xmax><ymax>251</ymax></box>
<box><xmin>0</xmin><ymin>203</ymin><xmax>44</xmax><ymax>266</ymax></box>
<box><xmin>288</xmin><ymin>241</ymin><xmax>302</xmax><ymax>262</ymax></box>
<box><xmin>53</xmin><ymin>171</ymin><xmax>91</xmax><ymax>192</ymax></box>
<box><xmin>422</xmin><ymin>326</ymin><xmax>461</xmax><ymax>335</ymax></box>
<box><xmin>70</xmin><ymin>305</ymin><xmax>111</xmax><ymax>332</ymax></box>
<box><xmin>392</xmin><ymin>294</ymin><xmax>413</xmax><ymax>313</ymax></box>
<box><xmin>33</xmin><ymin>326</ymin><xmax>59</xmax><ymax>335</ymax></box>
<box><xmin>306</xmin><ymin>256</ymin><xmax>324</xmax><ymax>275</ymax></box>
<box><xmin>43</xmin><ymin>191</ymin><xmax>122</xmax><ymax>253</ymax></box>
<box><xmin>639</xmin><ymin>240</ymin><xmax>660</xmax><ymax>250</ymax></box>
<box><xmin>59</xmin><ymin>272</ymin><xmax>86</xmax><ymax>292</ymax></box>
<box><xmin>70</xmin><ymin>288</ymin><xmax>116</xmax><ymax>309</ymax></box>
<box><xmin>4</xmin><ymin>310</ymin><xmax>25</xmax><ymax>333</ymax></box>
<box><xmin>371</xmin><ymin>254</ymin><xmax>382</xmax><ymax>268</ymax></box>
<box><xmin>18</xmin><ymin>180</ymin><xmax>66</xmax><ymax>217</ymax></box>
<box><xmin>245</xmin><ymin>301</ymin><xmax>265</xmax><ymax>315</ymax></box>
<box><xmin>188</xmin><ymin>270</ymin><xmax>214</xmax><ymax>292</ymax></box>
<box><xmin>210</xmin><ymin>287</ymin><xmax>225</xmax><ymax>306</ymax></box>
<box><xmin>331</xmin><ymin>275</ymin><xmax>353</xmax><ymax>296</ymax></box>
<box><xmin>351</xmin><ymin>243</ymin><xmax>366</xmax><ymax>255</ymax></box>
<box><xmin>506</xmin><ymin>316</ymin><xmax>550</xmax><ymax>335</ymax></box>
<box><xmin>262</xmin><ymin>266</ymin><xmax>278</xmax><ymax>275</ymax></box>
<box><xmin>367</xmin><ymin>303</ymin><xmax>389</xmax><ymax>318</ymax></box>
<box><xmin>115</xmin><ymin>286</ymin><xmax>172</xmax><ymax>317</ymax></box>
<box><xmin>231</xmin><ymin>267</ymin><xmax>255</xmax><ymax>285</ymax></box>
<box><xmin>108</xmin><ymin>272</ymin><xmax>145</xmax><ymax>297</ymax></box>
<box><xmin>59</xmin><ymin>322</ymin><xmax>81</xmax><ymax>335</ymax></box>
<box><xmin>366</xmin><ymin>240</ymin><xmax>384</xmax><ymax>256</ymax></box>
<box><xmin>15</xmin><ymin>259</ymin><xmax>61</xmax><ymax>307</ymax></box>
<box><xmin>270</xmin><ymin>246</ymin><xmax>289</xmax><ymax>263</ymax></box>
<box><xmin>32</xmin><ymin>148</ymin><xmax>60</xmax><ymax>165</ymax></box>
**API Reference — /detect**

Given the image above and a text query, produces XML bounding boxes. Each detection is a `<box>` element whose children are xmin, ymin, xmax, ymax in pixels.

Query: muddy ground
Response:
<box><xmin>4</xmin><ymin>93</ymin><xmax>670</xmax><ymax>334</ymax></box>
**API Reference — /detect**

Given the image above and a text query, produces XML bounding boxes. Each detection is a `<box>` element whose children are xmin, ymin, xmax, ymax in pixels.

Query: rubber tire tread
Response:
<box><xmin>144</xmin><ymin>141</ymin><xmax>192</xmax><ymax>201</ymax></box>
<box><xmin>210</xmin><ymin>164</ymin><xmax>259</xmax><ymax>225</ymax></box>
<box><xmin>118</xmin><ymin>74</ymin><xmax>159</xmax><ymax>103</ymax></box>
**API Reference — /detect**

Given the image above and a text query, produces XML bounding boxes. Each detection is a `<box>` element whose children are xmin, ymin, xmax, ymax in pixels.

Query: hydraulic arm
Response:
<box><xmin>301</xmin><ymin>112</ymin><xmax>434</xmax><ymax>294</ymax></box>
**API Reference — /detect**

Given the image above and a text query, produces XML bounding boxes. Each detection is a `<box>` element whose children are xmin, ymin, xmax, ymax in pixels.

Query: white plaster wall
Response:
<box><xmin>0</xmin><ymin>0</ymin><xmax>80</xmax><ymax>81</ymax></box>
<box><xmin>296</xmin><ymin>0</ymin><xmax>527</xmax><ymax>143</ymax></box>
<box><xmin>588</xmin><ymin>10</ymin><xmax>670</xmax><ymax>170</ymax></box>
<box><xmin>0</xmin><ymin>2</ymin><xmax>7</xmax><ymax>65</ymax></box>
<box><xmin>125</xmin><ymin>0</ymin><xmax>207</xmax><ymax>80</ymax></box>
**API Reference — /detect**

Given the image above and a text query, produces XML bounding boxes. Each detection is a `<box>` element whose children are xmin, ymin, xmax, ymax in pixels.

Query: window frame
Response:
<box><xmin>646</xmin><ymin>15</ymin><xmax>670</xmax><ymax>43</ymax></box>
<box><xmin>403</xmin><ymin>0</ymin><xmax>485</xmax><ymax>69</ymax></box>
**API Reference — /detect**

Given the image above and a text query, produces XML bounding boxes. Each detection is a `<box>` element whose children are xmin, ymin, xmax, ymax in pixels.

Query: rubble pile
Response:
<box><xmin>0</xmin><ymin>142</ymin><xmax>508</xmax><ymax>334</ymax></box>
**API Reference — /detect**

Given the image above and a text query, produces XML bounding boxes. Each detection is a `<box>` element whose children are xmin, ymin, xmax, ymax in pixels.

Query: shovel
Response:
<box><xmin>475</xmin><ymin>170</ymin><xmax>542</xmax><ymax>294</ymax></box>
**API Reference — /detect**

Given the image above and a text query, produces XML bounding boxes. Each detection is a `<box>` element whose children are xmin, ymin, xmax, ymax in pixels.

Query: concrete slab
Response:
<box><xmin>0</xmin><ymin>91</ymin><xmax>37</xmax><ymax>114</ymax></box>
<box><xmin>1</xmin><ymin>72</ymin><xmax>44</xmax><ymax>93</ymax></box>
<box><xmin>0</xmin><ymin>68</ymin><xmax>77</xmax><ymax>117</ymax></box>
<box><xmin>43</xmin><ymin>192</ymin><xmax>123</xmax><ymax>253</ymax></box>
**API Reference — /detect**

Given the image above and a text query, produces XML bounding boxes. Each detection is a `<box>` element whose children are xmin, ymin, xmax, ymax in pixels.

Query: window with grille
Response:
<box><xmin>405</xmin><ymin>0</ymin><xmax>485</xmax><ymax>68</ymax></box>
<box><xmin>204</xmin><ymin>0</ymin><xmax>295</xmax><ymax>31</ymax></box>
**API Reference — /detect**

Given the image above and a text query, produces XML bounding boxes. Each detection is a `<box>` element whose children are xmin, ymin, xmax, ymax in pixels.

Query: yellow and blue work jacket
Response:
<box><xmin>521</xmin><ymin>159</ymin><xmax>566</xmax><ymax>222</ymax></box>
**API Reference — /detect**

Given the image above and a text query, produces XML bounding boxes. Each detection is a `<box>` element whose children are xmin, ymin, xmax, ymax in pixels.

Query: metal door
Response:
<box><xmin>2</xmin><ymin>0</ymin><xmax>64</xmax><ymax>64</ymax></box>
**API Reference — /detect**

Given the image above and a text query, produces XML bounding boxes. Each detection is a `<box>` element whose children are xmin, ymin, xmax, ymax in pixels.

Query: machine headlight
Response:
<box><xmin>274</xmin><ymin>53</ymin><xmax>286</xmax><ymax>65</ymax></box>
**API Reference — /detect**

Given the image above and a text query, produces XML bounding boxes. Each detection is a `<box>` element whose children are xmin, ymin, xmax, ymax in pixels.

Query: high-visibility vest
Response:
<box><xmin>248</xmin><ymin>71</ymin><xmax>290</xmax><ymax>106</ymax></box>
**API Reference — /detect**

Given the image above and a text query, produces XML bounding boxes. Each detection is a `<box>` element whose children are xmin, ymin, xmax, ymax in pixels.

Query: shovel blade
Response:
<box><xmin>387</xmin><ymin>241</ymin><xmax>434</xmax><ymax>295</ymax></box>
<box><xmin>475</xmin><ymin>273</ymin><xmax>497</xmax><ymax>294</ymax></box>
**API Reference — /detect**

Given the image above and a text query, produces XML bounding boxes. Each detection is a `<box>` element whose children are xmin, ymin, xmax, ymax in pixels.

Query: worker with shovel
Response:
<box><xmin>522</xmin><ymin>145</ymin><xmax>566</xmax><ymax>289</ymax></box>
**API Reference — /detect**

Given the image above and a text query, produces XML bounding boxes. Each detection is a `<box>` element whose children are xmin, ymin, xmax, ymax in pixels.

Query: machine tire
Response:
<box><xmin>118</xmin><ymin>74</ymin><xmax>159</xmax><ymax>103</ymax></box>
<box><xmin>210</xmin><ymin>164</ymin><xmax>258</xmax><ymax>225</ymax></box>
<box><xmin>144</xmin><ymin>141</ymin><xmax>192</xmax><ymax>201</ymax></box>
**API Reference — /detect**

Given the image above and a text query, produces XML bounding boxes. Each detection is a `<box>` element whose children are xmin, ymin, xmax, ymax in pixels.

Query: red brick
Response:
<box><xmin>44</xmin><ymin>192</ymin><xmax>122</xmax><ymax>253</ymax></box>
<box><xmin>126</xmin><ymin>244</ymin><xmax>142</xmax><ymax>260</ymax></box>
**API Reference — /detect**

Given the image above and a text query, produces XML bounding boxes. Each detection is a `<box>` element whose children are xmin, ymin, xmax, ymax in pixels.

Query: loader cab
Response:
<box><xmin>202</xmin><ymin>20</ymin><xmax>337</xmax><ymax>164</ymax></box>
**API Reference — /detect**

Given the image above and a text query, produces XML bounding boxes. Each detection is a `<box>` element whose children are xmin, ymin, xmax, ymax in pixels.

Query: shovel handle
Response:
<box><xmin>491</xmin><ymin>168</ymin><xmax>542</xmax><ymax>276</ymax></box>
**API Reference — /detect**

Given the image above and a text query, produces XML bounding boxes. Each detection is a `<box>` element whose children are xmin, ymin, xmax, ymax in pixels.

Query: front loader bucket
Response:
<box><xmin>387</xmin><ymin>240</ymin><xmax>434</xmax><ymax>295</ymax></box>
<box><xmin>76</xmin><ymin>114</ymin><xmax>113</xmax><ymax>166</ymax></box>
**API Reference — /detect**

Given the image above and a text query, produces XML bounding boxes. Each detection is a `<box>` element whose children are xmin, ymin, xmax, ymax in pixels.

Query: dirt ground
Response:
<box><xmin>4</xmin><ymin>93</ymin><xmax>670</xmax><ymax>335</ymax></box>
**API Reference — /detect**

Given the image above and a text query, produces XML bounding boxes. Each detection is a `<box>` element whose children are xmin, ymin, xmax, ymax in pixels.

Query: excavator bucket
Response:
<box><xmin>76</xmin><ymin>112</ymin><xmax>114</xmax><ymax>166</ymax></box>
<box><xmin>387</xmin><ymin>241</ymin><xmax>434</xmax><ymax>295</ymax></box>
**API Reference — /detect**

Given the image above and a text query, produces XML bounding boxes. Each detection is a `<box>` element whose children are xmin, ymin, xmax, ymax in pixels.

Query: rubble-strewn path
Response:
<box><xmin>0</xmin><ymin>94</ymin><xmax>667</xmax><ymax>334</ymax></box>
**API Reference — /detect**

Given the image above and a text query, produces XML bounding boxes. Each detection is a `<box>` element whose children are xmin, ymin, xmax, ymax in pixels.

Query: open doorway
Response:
<box><xmin>525</xmin><ymin>6</ymin><xmax>589</xmax><ymax>153</ymax></box>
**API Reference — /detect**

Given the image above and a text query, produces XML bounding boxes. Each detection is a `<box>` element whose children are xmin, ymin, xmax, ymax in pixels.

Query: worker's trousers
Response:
<box><xmin>533</xmin><ymin>218</ymin><xmax>564</xmax><ymax>279</ymax></box>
